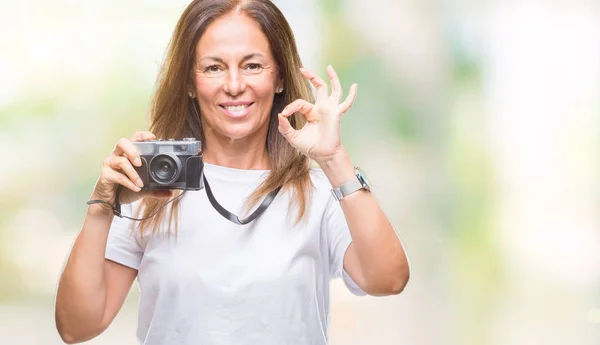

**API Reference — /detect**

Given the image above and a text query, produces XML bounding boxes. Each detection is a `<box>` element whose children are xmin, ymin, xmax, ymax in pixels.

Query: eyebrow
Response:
<box><xmin>199</xmin><ymin>53</ymin><xmax>266</xmax><ymax>64</ymax></box>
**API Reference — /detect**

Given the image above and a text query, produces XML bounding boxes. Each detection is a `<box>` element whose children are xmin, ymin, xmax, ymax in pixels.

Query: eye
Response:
<box><xmin>204</xmin><ymin>65</ymin><xmax>222</xmax><ymax>73</ymax></box>
<box><xmin>245</xmin><ymin>63</ymin><xmax>262</xmax><ymax>71</ymax></box>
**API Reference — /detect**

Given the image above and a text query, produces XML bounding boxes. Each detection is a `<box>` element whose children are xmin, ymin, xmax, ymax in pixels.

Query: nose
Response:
<box><xmin>223</xmin><ymin>69</ymin><xmax>247</xmax><ymax>96</ymax></box>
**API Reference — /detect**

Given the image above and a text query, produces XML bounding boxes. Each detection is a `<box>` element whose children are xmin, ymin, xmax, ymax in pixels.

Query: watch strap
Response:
<box><xmin>331</xmin><ymin>175</ymin><xmax>363</xmax><ymax>201</ymax></box>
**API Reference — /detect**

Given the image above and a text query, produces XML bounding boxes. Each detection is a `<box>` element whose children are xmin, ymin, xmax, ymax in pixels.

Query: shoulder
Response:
<box><xmin>307</xmin><ymin>167</ymin><xmax>335</xmax><ymax>207</ymax></box>
<box><xmin>308</xmin><ymin>167</ymin><xmax>332</xmax><ymax>192</ymax></box>
<box><xmin>306</xmin><ymin>168</ymin><xmax>347</xmax><ymax>230</ymax></box>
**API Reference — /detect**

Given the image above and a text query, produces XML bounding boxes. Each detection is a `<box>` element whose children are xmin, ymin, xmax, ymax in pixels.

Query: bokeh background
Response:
<box><xmin>1</xmin><ymin>0</ymin><xmax>599</xmax><ymax>344</ymax></box>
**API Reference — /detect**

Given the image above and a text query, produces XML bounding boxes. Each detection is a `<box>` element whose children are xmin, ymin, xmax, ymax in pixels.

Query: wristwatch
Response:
<box><xmin>331</xmin><ymin>167</ymin><xmax>371</xmax><ymax>201</ymax></box>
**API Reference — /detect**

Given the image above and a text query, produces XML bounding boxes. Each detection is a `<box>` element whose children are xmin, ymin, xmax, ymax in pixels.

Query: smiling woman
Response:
<box><xmin>54</xmin><ymin>1</ymin><xmax>410</xmax><ymax>344</ymax></box>
<box><xmin>193</xmin><ymin>12</ymin><xmax>282</xmax><ymax>146</ymax></box>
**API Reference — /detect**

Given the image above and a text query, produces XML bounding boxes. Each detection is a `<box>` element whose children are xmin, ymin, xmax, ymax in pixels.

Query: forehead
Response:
<box><xmin>196</xmin><ymin>12</ymin><xmax>271</xmax><ymax>59</ymax></box>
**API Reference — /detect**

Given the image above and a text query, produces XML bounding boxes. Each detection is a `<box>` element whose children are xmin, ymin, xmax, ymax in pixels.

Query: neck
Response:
<box><xmin>201</xmin><ymin>132</ymin><xmax>270</xmax><ymax>170</ymax></box>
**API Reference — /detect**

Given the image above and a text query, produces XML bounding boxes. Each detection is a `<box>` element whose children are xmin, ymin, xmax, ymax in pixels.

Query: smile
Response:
<box><xmin>219</xmin><ymin>102</ymin><xmax>254</xmax><ymax>118</ymax></box>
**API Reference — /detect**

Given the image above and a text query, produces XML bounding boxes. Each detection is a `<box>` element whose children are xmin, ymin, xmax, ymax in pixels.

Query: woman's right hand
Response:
<box><xmin>89</xmin><ymin>131</ymin><xmax>173</xmax><ymax>211</ymax></box>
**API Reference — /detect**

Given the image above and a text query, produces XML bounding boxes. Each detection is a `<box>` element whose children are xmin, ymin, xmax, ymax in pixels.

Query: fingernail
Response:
<box><xmin>136</xmin><ymin>179</ymin><xmax>144</xmax><ymax>188</ymax></box>
<box><xmin>135</xmin><ymin>157</ymin><xmax>142</xmax><ymax>166</ymax></box>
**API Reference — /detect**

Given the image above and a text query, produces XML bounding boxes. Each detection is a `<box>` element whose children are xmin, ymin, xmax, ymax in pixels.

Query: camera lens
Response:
<box><xmin>149</xmin><ymin>153</ymin><xmax>182</xmax><ymax>185</ymax></box>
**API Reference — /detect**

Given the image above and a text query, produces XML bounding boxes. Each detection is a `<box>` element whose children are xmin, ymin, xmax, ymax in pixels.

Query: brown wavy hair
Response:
<box><xmin>136</xmin><ymin>0</ymin><xmax>313</xmax><ymax>236</ymax></box>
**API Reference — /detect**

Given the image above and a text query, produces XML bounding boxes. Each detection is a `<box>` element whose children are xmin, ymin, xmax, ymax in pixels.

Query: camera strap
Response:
<box><xmin>202</xmin><ymin>173</ymin><xmax>281</xmax><ymax>225</ymax></box>
<box><xmin>87</xmin><ymin>185</ymin><xmax>187</xmax><ymax>221</ymax></box>
<box><xmin>87</xmin><ymin>174</ymin><xmax>280</xmax><ymax>225</ymax></box>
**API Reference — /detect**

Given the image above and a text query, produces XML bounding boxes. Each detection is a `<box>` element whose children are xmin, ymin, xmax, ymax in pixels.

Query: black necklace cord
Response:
<box><xmin>202</xmin><ymin>173</ymin><xmax>281</xmax><ymax>225</ymax></box>
<box><xmin>86</xmin><ymin>175</ymin><xmax>280</xmax><ymax>225</ymax></box>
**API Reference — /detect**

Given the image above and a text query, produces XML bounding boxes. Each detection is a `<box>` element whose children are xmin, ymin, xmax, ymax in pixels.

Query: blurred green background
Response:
<box><xmin>1</xmin><ymin>0</ymin><xmax>599</xmax><ymax>344</ymax></box>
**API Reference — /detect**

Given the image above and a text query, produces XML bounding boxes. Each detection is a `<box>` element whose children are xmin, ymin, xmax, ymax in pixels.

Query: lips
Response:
<box><xmin>219</xmin><ymin>102</ymin><xmax>254</xmax><ymax>118</ymax></box>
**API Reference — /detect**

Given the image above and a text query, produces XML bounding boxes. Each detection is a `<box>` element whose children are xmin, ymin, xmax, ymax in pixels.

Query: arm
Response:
<box><xmin>277</xmin><ymin>65</ymin><xmax>409</xmax><ymax>295</ymax></box>
<box><xmin>317</xmin><ymin>147</ymin><xmax>410</xmax><ymax>296</ymax></box>
<box><xmin>56</xmin><ymin>131</ymin><xmax>164</xmax><ymax>343</ymax></box>
<box><xmin>55</xmin><ymin>205</ymin><xmax>137</xmax><ymax>344</ymax></box>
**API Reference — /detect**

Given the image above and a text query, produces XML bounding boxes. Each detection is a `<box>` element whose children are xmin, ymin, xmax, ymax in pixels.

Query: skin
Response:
<box><xmin>55</xmin><ymin>10</ymin><xmax>409</xmax><ymax>344</ymax></box>
<box><xmin>191</xmin><ymin>12</ymin><xmax>282</xmax><ymax>170</ymax></box>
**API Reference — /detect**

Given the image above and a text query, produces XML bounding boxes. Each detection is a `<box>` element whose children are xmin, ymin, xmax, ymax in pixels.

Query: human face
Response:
<box><xmin>192</xmin><ymin>12</ymin><xmax>282</xmax><ymax>143</ymax></box>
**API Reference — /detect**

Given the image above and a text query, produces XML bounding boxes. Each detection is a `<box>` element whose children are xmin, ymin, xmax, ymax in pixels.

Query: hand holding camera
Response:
<box><xmin>89</xmin><ymin>131</ymin><xmax>177</xmax><ymax>212</ymax></box>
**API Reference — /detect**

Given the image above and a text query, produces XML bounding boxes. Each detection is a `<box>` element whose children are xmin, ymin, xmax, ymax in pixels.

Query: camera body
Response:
<box><xmin>133</xmin><ymin>138</ymin><xmax>204</xmax><ymax>190</ymax></box>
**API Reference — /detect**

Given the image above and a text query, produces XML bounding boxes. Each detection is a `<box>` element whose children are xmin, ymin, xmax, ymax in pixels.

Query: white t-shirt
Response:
<box><xmin>105</xmin><ymin>163</ymin><xmax>366</xmax><ymax>345</ymax></box>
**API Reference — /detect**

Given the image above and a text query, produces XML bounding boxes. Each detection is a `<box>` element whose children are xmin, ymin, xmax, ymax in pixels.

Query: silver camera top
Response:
<box><xmin>134</xmin><ymin>138</ymin><xmax>201</xmax><ymax>156</ymax></box>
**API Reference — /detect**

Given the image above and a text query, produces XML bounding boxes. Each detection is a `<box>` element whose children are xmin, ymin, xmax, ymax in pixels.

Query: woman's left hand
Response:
<box><xmin>278</xmin><ymin>65</ymin><xmax>357</xmax><ymax>163</ymax></box>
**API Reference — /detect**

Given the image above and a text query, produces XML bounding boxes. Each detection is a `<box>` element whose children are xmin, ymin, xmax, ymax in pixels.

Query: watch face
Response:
<box><xmin>355</xmin><ymin>167</ymin><xmax>371</xmax><ymax>190</ymax></box>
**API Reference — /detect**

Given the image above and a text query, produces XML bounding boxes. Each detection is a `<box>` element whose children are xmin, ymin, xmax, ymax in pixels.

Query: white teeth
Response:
<box><xmin>224</xmin><ymin>105</ymin><xmax>248</xmax><ymax>112</ymax></box>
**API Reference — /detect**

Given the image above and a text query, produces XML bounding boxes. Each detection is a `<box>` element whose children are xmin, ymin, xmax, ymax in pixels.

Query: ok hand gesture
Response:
<box><xmin>278</xmin><ymin>65</ymin><xmax>357</xmax><ymax>163</ymax></box>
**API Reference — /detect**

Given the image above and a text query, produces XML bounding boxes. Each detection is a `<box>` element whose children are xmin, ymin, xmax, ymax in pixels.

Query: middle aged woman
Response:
<box><xmin>55</xmin><ymin>1</ymin><xmax>410</xmax><ymax>344</ymax></box>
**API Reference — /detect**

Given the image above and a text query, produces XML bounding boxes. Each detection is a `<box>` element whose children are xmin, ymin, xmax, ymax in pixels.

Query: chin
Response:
<box><xmin>220</xmin><ymin>124</ymin><xmax>261</xmax><ymax>141</ymax></box>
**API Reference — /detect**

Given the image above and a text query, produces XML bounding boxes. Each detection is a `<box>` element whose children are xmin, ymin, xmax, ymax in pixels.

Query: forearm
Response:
<box><xmin>339</xmin><ymin>190</ymin><xmax>409</xmax><ymax>293</ymax></box>
<box><xmin>317</xmin><ymin>148</ymin><xmax>410</xmax><ymax>293</ymax></box>
<box><xmin>55</xmin><ymin>205</ymin><xmax>113</xmax><ymax>342</ymax></box>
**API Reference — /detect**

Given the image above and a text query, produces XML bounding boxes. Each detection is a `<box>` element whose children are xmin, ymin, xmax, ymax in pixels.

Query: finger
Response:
<box><xmin>113</xmin><ymin>137</ymin><xmax>143</xmax><ymax>167</ymax></box>
<box><xmin>131</xmin><ymin>131</ymin><xmax>156</xmax><ymax>142</ymax></box>
<box><xmin>281</xmin><ymin>99</ymin><xmax>316</xmax><ymax>122</ymax></box>
<box><xmin>101</xmin><ymin>166</ymin><xmax>141</xmax><ymax>193</ymax></box>
<box><xmin>339</xmin><ymin>83</ymin><xmax>358</xmax><ymax>114</ymax></box>
<box><xmin>326</xmin><ymin>65</ymin><xmax>342</xmax><ymax>103</ymax></box>
<box><xmin>300</xmin><ymin>67</ymin><xmax>329</xmax><ymax>100</ymax></box>
<box><xmin>108</xmin><ymin>156</ymin><xmax>144</xmax><ymax>189</ymax></box>
<box><xmin>277</xmin><ymin>113</ymin><xmax>297</xmax><ymax>142</ymax></box>
<box><xmin>280</xmin><ymin>99</ymin><xmax>314</xmax><ymax>119</ymax></box>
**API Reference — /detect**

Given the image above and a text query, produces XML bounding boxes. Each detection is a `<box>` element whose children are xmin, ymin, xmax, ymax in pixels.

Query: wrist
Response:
<box><xmin>84</xmin><ymin>204</ymin><xmax>115</xmax><ymax>235</ymax></box>
<box><xmin>87</xmin><ymin>192</ymin><xmax>115</xmax><ymax>219</ymax></box>
<box><xmin>315</xmin><ymin>147</ymin><xmax>356</xmax><ymax>188</ymax></box>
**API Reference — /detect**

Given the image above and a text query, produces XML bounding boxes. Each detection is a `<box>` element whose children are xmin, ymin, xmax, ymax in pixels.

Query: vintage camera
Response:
<box><xmin>133</xmin><ymin>138</ymin><xmax>204</xmax><ymax>190</ymax></box>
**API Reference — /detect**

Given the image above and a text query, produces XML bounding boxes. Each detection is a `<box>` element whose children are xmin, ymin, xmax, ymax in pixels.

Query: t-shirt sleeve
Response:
<box><xmin>323</xmin><ymin>195</ymin><xmax>367</xmax><ymax>296</ymax></box>
<box><xmin>105</xmin><ymin>203</ymin><xmax>143</xmax><ymax>270</ymax></box>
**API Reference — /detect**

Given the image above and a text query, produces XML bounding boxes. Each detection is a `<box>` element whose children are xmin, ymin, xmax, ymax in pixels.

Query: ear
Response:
<box><xmin>275</xmin><ymin>78</ymin><xmax>284</xmax><ymax>94</ymax></box>
<box><xmin>187</xmin><ymin>82</ymin><xmax>197</xmax><ymax>98</ymax></box>
<box><xmin>187</xmin><ymin>74</ymin><xmax>197</xmax><ymax>98</ymax></box>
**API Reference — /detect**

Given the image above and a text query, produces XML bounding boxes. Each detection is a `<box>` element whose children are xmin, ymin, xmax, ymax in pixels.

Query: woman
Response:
<box><xmin>55</xmin><ymin>0</ymin><xmax>410</xmax><ymax>344</ymax></box>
